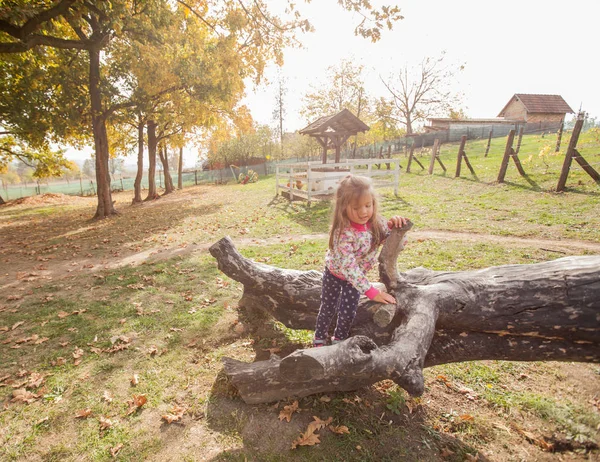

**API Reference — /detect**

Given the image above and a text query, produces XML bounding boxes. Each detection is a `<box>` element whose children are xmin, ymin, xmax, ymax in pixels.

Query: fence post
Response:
<box><xmin>515</xmin><ymin>126</ymin><xmax>525</xmax><ymax>154</ymax></box>
<box><xmin>428</xmin><ymin>139</ymin><xmax>440</xmax><ymax>174</ymax></box>
<box><xmin>497</xmin><ymin>130</ymin><xmax>516</xmax><ymax>183</ymax></box>
<box><xmin>555</xmin><ymin>121</ymin><xmax>564</xmax><ymax>152</ymax></box>
<box><xmin>484</xmin><ymin>129</ymin><xmax>493</xmax><ymax>157</ymax></box>
<box><xmin>455</xmin><ymin>135</ymin><xmax>467</xmax><ymax>178</ymax></box>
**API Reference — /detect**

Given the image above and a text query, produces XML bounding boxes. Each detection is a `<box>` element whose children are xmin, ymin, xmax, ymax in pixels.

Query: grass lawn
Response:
<box><xmin>0</xmin><ymin>130</ymin><xmax>599</xmax><ymax>461</ymax></box>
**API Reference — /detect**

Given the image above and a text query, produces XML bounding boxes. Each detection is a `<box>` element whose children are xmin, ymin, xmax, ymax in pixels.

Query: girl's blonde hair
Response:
<box><xmin>329</xmin><ymin>175</ymin><xmax>385</xmax><ymax>251</ymax></box>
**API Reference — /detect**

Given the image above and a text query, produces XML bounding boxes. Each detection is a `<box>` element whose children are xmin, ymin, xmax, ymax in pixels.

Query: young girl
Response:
<box><xmin>313</xmin><ymin>175</ymin><xmax>408</xmax><ymax>347</ymax></box>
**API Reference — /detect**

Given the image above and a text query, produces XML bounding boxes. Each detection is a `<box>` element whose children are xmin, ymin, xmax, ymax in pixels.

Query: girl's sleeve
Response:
<box><xmin>335</xmin><ymin>230</ymin><xmax>379</xmax><ymax>298</ymax></box>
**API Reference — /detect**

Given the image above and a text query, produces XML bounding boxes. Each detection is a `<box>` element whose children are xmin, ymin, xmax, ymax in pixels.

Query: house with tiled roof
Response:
<box><xmin>425</xmin><ymin>94</ymin><xmax>573</xmax><ymax>134</ymax></box>
<box><xmin>497</xmin><ymin>94</ymin><xmax>574</xmax><ymax>124</ymax></box>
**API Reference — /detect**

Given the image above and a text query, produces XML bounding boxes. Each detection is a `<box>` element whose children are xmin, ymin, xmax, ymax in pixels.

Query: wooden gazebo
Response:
<box><xmin>298</xmin><ymin>109</ymin><xmax>369</xmax><ymax>164</ymax></box>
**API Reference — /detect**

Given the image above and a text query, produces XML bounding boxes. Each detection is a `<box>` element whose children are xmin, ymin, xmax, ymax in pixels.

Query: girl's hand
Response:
<box><xmin>373</xmin><ymin>291</ymin><xmax>397</xmax><ymax>305</ymax></box>
<box><xmin>388</xmin><ymin>216</ymin><xmax>409</xmax><ymax>228</ymax></box>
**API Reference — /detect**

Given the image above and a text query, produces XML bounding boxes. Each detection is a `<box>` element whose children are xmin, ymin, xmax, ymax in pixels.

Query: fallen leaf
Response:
<box><xmin>27</xmin><ymin>372</ymin><xmax>45</xmax><ymax>388</ymax></box>
<box><xmin>148</xmin><ymin>346</ymin><xmax>158</xmax><ymax>356</ymax></box>
<box><xmin>75</xmin><ymin>408</ymin><xmax>93</xmax><ymax>419</ymax></box>
<box><xmin>99</xmin><ymin>416</ymin><xmax>114</xmax><ymax>431</ymax></box>
<box><xmin>130</xmin><ymin>374</ymin><xmax>139</xmax><ymax>386</ymax></box>
<box><xmin>319</xmin><ymin>395</ymin><xmax>331</xmax><ymax>403</ymax></box>
<box><xmin>34</xmin><ymin>337</ymin><xmax>49</xmax><ymax>345</ymax></box>
<box><xmin>11</xmin><ymin>321</ymin><xmax>24</xmax><ymax>330</ymax></box>
<box><xmin>11</xmin><ymin>388</ymin><xmax>39</xmax><ymax>404</ymax></box>
<box><xmin>440</xmin><ymin>447</ymin><xmax>455</xmax><ymax>458</ymax></box>
<box><xmin>52</xmin><ymin>357</ymin><xmax>66</xmax><ymax>366</ymax></box>
<box><xmin>329</xmin><ymin>424</ymin><xmax>350</xmax><ymax>434</ymax></box>
<box><xmin>162</xmin><ymin>405</ymin><xmax>186</xmax><ymax>423</ymax></box>
<box><xmin>464</xmin><ymin>453</ymin><xmax>479</xmax><ymax>461</ymax></box>
<box><xmin>279</xmin><ymin>400</ymin><xmax>299</xmax><ymax>422</ymax></box>
<box><xmin>126</xmin><ymin>394</ymin><xmax>147</xmax><ymax>415</ymax></box>
<box><xmin>35</xmin><ymin>416</ymin><xmax>49</xmax><ymax>426</ymax></box>
<box><xmin>307</xmin><ymin>416</ymin><xmax>333</xmax><ymax>434</ymax></box>
<box><xmin>110</xmin><ymin>443</ymin><xmax>123</xmax><ymax>458</ymax></box>
<box><xmin>102</xmin><ymin>391</ymin><xmax>113</xmax><ymax>403</ymax></box>
<box><xmin>460</xmin><ymin>414</ymin><xmax>474</xmax><ymax>421</ymax></box>
<box><xmin>57</xmin><ymin>311</ymin><xmax>70</xmax><ymax>319</ymax></box>
<box><xmin>291</xmin><ymin>430</ymin><xmax>321</xmax><ymax>449</ymax></box>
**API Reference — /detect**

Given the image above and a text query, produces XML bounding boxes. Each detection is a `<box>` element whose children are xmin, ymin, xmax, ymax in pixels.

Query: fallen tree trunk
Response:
<box><xmin>209</xmin><ymin>228</ymin><xmax>600</xmax><ymax>404</ymax></box>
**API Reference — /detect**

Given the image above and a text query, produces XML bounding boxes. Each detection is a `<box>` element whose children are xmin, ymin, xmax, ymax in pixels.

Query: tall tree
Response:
<box><xmin>0</xmin><ymin>1</ymin><xmax>403</xmax><ymax>215</ymax></box>
<box><xmin>301</xmin><ymin>59</ymin><xmax>369</xmax><ymax>123</ymax></box>
<box><xmin>272</xmin><ymin>72</ymin><xmax>287</xmax><ymax>157</ymax></box>
<box><xmin>381</xmin><ymin>53</ymin><xmax>464</xmax><ymax>135</ymax></box>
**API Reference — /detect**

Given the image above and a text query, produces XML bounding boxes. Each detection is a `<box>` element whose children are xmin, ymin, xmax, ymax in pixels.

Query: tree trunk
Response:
<box><xmin>178</xmin><ymin>146</ymin><xmax>183</xmax><ymax>189</ymax></box>
<box><xmin>145</xmin><ymin>120</ymin><xmax>159</xmax><ymax>201</ymax></box>
<box><xmin>209</xmin><ymin>227</ymin><xmax>600</xmax><ymax>404</ymax></box>
<box><xmin>159</xmin><ymin>144</ymin><xmax>174</xmax><ymax>194</ymax></box>
<box><xmin>132</xmin><ymin>120</ymin><xmax>144</xmax><ymax>204</ymax></box>
<box><xmin>0</xmin><ymin>192</ymin><xmax>5</xmax><ymax>205</ymax></box>
<box><xmin>89</xmin><ymin>47</ymin><xmax>116</xmax><ymax>219</ymax></box>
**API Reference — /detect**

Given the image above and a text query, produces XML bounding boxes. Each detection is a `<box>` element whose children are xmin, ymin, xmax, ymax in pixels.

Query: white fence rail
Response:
<box><xmin>275</xmin><ymin>158</ymin><xmax>400</xmax><ymax>205</ymax></box>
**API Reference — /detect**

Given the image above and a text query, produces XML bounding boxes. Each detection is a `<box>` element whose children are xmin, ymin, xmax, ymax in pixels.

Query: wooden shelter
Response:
<box><xmin>298</xmin><ymin>109</ymin><xmax>369</xmax><ymax>164</ymax></box>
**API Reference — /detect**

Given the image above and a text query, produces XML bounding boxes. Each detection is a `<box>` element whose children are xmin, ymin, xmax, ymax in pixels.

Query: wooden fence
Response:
<box><xmin>275</xmin><ymin>158</ymin><xmax>400</xmax><ymax>206</ymax></box>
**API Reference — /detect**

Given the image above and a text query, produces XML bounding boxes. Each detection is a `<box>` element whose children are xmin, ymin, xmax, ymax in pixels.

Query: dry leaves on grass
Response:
<box><xmin>75</xmin><ymin>409</ymin><xmax>93</xmax><ymax>419</ymax></box>
<box><xmin>11</xmin><ymin>388</ymin><xmax>40</xmax><ymax>404</ymax></box>
<box><xmin>110</xmin><ymin>443</ymin><xmax>123</xmax><ymax>458</ymax></box>
<box><xmin>511</xmin><ymin>423</ymin><xmax>554</xmax><ymax>451</ymax></box>
<box><xmin>99</xmin><ymin>416</ymin><xmax>114</xmax><ymax>431</ymax></box>
<box><xmin>72</xmin><ymin>347</ymin><xmax>84</xmax><ymax>365</ymax></box>
<box><xmin>130</xmin><ymin>374</ymin><xmax>139</xmax><ymax>386</ymax></box>
<box><xmin>103</xmin><ymin>391</ymin><xmax>113</xmax><ymax>403</ymax></box>
<box><xmin>278</xmin><ymin>400</ymin><xmax>299</xmax><ymax>422</ymax></box>
<box><xmin>126</xmin><ymin>394</ymin><xmax>147</xmax><ymax>415</ymax></box>
<box><xmin>328</xmin><ymin>424</ymin><xmax>350</xmax><ymax>434</ymax></box>
<box><xmin>291</xmin><ymin>416</ymin><xmax>333</xmax><ymax>449</ymax></box>
<box><xmin>162</xmin><ymin>405</ymin><xmax>186</xmax><ymax>423</ymax></box>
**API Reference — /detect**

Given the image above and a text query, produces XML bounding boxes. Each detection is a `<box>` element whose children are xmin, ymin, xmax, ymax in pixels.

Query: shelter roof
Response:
<box><xmin>498</xmin><ymin>94</ymin><xmax>574</xmax><ymax>117</ymax></box>
<box><xmin>298</xmin><ymin>109</ymin><xmax>369</xmax><ymax>137</ymax></box>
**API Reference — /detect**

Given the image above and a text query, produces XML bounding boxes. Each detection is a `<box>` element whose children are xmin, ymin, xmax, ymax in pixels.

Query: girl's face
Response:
<box><xmin>346</xmin><ymin>192</ymin><xmax>374</xmax><ymax>225</ymax></box>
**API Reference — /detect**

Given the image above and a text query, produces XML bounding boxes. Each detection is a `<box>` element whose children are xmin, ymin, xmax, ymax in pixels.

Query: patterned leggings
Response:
<box><xmin>314</xmin><ymin>267</ymin><xmax>361</xmax><ymax>341</ymax></box>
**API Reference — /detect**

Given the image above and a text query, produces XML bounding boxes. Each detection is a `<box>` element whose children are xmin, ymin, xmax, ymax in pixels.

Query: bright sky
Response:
<box><xmin>244</xmin><ymin>0</ymin><xmax>600</xmax><ymax>132</ymax></box>
<box><xmin>65</xmin><ymin>0</ymin><xmax>598</xmax><ymax>164</ymax></box>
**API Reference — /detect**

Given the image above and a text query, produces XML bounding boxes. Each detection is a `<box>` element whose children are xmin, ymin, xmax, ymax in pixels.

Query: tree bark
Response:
<box><xmin>145</xmin><ymin>120</ymin><xmax>159</xmax><ymax>201</ymax></box>
<box><xmin>209</xmin><ymin>228</ymin><xmax>600</xmax><ymax>404</ymax></box>
<box><xmin>178</xmin><ymin>146</ymin><xmax>183</xmax><ymax>190</ymax></box>
<box><xmin>159</xmin><ymin>144</ymin><xmax>174</xmax><ymax>194</ymax></box>
<box><xmin>0</xmin><ymin>192</ymin><xmax>5</xmax><ymax>205</ymax></box>
<box><xmin>132</xmin><ymin>120</ymin><xmax>144</xmax><ymax>204</ymax></box>
<box><xmin>90</xmin><ymin>46</ymin><xmax>116</xmax><ymax>219</ymax></box>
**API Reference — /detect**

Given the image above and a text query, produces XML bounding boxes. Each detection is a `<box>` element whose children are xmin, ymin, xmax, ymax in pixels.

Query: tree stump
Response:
<box><xmin>209</xmin><ymin>225</ymin><xmax>600</xmax><ymax>404</ymax></box>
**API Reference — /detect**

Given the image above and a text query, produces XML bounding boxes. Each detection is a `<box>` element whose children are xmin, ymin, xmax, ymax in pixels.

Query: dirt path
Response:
<box><xmin>3</xmin><ymin>229</ymin><xmax>599</xmax><ymax>293</ymax></box>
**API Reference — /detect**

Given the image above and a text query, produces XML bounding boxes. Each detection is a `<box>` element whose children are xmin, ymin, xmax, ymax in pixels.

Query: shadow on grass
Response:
<box><xmin>0</xmin><ymin>193</ymin><xmax>225</xmax><ymax>254</ymax></box>
<box><xmin>204</xmin><ymin>367</ymin><xmax>488</xmax><ymax>462</ymax></box>
<box><xmin>267</xmin><ymin>194</ymin><xmax>331</xmax><ymax>234</ymax></box>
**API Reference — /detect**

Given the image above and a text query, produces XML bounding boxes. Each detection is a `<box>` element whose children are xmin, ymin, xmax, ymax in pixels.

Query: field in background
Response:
<box><xmin>0</xmin><ymin>143</ymin><xmax>599</xmax><ymax>461</ymax></box>
<box><xmin>3</xmin><ymin>127</ymin><xmax>598</xmax><ymax>201</ymax></box>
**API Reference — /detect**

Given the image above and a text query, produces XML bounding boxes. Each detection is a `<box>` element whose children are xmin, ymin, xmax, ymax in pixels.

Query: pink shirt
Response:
<box><xmin>325</xmin><ymin>218</ymin><xmax>390</xmax><ymax>299</ymax></box>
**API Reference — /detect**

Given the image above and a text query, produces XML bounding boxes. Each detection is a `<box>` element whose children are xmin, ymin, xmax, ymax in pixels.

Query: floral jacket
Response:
<box><xmin>325</xmin><ymin>218</ymin><xmax>390</xmax><ymax>299</ymax></box>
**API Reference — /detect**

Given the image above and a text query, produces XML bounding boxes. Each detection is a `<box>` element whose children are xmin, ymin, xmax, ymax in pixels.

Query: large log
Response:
<box><xmin>209</xmin><ymin>227</ymin><xmax>600</xmax><ymax>404</ymax></box>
